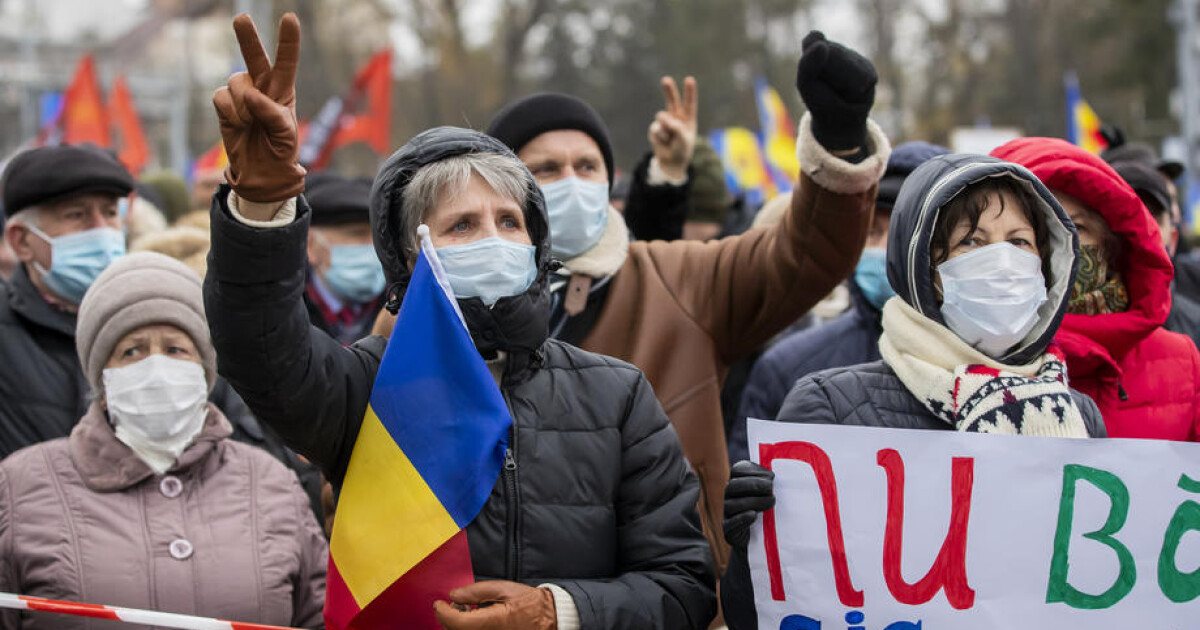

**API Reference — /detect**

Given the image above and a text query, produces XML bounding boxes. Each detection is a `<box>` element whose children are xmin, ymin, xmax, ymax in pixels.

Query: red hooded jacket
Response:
<box><xmin>993</xmin><ymin>138</ymin><xmax>1200</xmax><ymax>441</ymax></box>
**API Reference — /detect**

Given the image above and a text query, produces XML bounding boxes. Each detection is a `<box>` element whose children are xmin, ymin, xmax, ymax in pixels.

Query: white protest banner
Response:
<box><xmin>745</xmin><ymin>419</ymin><xmax>1200</xmax><ymax>629</ymax></box>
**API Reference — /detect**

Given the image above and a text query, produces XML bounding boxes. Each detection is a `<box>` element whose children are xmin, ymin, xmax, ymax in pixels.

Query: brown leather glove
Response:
<box><xmin>433</xmin><ymin>580</ymin><xmax>557</xmax><ymax>630</ymax></box>
<box><xmin>212</xmin><ymin>13</ymin><xmax>306</xmax><ymax>204</ymax></box>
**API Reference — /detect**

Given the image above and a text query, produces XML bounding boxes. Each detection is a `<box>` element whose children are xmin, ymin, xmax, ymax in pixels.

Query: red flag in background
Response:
<box><xmin>108</xmin><ymin>76</ymin><xmax>150</xmax><ymax>175</ymax></box>
<box><xmin>60</xmin><ymin>55</ymin><xmax>110</xmax><ymax>147</ymax></box>
<box><xmin>300</xmin><ymin>50</ymin><xmax>392</xmax><ymax>170</ymax></box>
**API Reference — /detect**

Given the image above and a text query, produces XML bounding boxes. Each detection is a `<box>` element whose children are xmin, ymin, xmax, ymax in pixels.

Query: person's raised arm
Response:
<box><xmin>205</xmin><ymin>13</ymin><xmax>378</xmax><ymax>485</ymax></box>
<box><xmin>623</xmin><ymin>77</ymin><xmax>698</xmax><ymax>241</ymax></box>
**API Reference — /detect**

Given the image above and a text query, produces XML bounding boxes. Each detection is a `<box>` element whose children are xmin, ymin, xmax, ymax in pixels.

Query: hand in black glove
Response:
<box><xmin>795</xmin><ymin>30</ymin><xmax>877</xmax><ymax>152</ymax></box>
<box><xmin>724</xmin><ymin>460</ymin><xmax>776</xmax><ymax>549</ymax></box>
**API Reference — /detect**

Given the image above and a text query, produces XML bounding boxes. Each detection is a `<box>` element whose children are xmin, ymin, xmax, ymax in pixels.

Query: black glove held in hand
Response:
<box><xmin>724</xmin><ymin>460</ymin><xmax>776</xmax><ymax>549</ymax></box>
<box><xmin>795</xmin><ymin>30</ymin><xmax>877</xmax><ymax>151</ymax></box>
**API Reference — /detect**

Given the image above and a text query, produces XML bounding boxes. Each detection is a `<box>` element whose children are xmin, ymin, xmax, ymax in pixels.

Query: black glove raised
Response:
<box><xmin>724</xmin><ymin>460</ymin><xmax>776</xmax><ymax>549</ymax></box>
<box><xmin>795</xmin><ymin>30</ymin><xmax>877</xmax><ymax>152</ymax></box>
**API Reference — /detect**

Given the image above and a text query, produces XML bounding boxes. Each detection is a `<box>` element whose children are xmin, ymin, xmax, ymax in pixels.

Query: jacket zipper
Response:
<box><xmin>500</xmin><ymin>392</ymin><xmax>521</xmax><ymax>581</ymax></box>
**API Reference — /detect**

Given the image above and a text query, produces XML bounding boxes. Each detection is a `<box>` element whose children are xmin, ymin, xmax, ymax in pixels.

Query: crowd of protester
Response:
<box><xmin>0</xmin><ymin>12</ymin><xmax>1197</xmax><ymax>630</ymax></box>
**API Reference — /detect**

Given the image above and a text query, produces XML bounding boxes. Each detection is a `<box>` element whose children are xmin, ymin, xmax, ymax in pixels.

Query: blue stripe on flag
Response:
<box><xmin>367</xmin><ymin>249</ymin><xmax>511</xmax><ymax>529</ymax></box>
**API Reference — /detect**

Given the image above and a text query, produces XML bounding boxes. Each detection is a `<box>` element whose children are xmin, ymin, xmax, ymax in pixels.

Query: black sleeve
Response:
<box><xmin>621</xmin><ymin>152</ymin><xmax>691</xmax><ymax>242</ymax></box>
<box><xmin>203</xmin><ymin>186</ymin><xmax>381</xmax><ymax>485</ymax></box>
<box><xmin>558</xmin><ymin>373</ymin><xmax>717</xmax><ymax>629</ymax></box>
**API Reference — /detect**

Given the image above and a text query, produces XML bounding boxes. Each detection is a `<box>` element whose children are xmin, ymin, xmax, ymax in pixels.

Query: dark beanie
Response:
<box><xmin>2</xmin><ymin>144</ymin><xmax>134</xmax><ymax>217</ymax></box>
<box><xmin>486</xmin><ymin>93</ymin><xmax>615</xmax><ymax>187</ymax></box>
<box><xmin>877</xmin><ymin>140</ymin><xmax>950</xmax><ymax>209</ymax></box>
<box><xmin>305</xmin><ymin>173</ymin><xmax>372</xmax><ymax>226</ymax></box>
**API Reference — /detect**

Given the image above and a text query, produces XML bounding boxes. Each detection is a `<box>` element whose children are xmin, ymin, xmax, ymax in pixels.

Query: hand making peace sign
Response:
<box><xmin>212</xmin><ymin>13</ymin><xmax>306</xmax><ymax>205</ymax></box>
<box><xmin>648</xmin><ymin>76</ymin><xmax>698</xmax><ymax>182</ymax></box>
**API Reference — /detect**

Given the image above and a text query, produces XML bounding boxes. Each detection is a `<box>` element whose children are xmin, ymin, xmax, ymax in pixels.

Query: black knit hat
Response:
<box><xmin>2</xmin><ymin>144</ymin><xmax>134</xmax><ymax>217</ymax></box>
<box><xmin>486</xmin><ymin>93</ymin><xmax>615</xmax><ymax>187</ymax></box>
<box><xmin>304</xmin><ymin>173</ymin><xmax>372</xmax><ymax>226</ymax></box>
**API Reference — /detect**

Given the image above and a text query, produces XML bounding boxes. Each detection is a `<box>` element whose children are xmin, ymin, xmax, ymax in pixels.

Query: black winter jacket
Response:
<box><xmin>0</xmin><ymin>266</ymin><xmax>88</xmax><ymax>459</ymax></box>
<box><xmin>204</xmin><ymin>127</ymin><xmax>715</xmax><ymax>629</ymax></box>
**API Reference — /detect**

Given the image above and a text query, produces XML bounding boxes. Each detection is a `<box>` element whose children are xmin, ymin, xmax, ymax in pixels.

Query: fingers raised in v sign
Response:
<box><xmin>232</xmin><ymin>12</ymin><xmax>300</xmax><ymax>102</ymax></box>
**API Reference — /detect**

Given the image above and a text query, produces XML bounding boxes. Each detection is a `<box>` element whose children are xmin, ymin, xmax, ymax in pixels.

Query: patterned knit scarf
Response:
<box><xmin>878</xmin><ymin>299</ymin><xmax>1090</xmax><ymax>437</ymax></box>
<box><xmin>1068</xmin><ymin>244</ymin><xmax>1129</xmax><ymax>315</ymax></box>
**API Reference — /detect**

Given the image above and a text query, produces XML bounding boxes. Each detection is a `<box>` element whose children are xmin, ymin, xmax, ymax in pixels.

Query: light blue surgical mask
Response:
<box><xmin>437</xmin><ymin>237</ymin><xmax>537</xmax><ymax>306</ymax></box>
<box><xmin>540</xmin><ymin>176</ymin><xmax>610</xmax><ymax>259</ymax></box>
<box><xmin>27</xmin><ymin>225</ymin><xmax>126</xmax><ymax>304</ymax></box>
<box><xmin>854</xmin><ymin>247</ymin><xmax>894</xmax><ymax>311</ymax></box>
<box><xmin>324</xmin><ymin>244</ymin><xmax>386</xmax><ymax>304</ymax></box>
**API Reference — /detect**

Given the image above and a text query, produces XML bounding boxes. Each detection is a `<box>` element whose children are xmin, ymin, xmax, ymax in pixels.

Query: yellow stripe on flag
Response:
<box><xmin>330</xmin><ymin>406</ymin><xmax>461</xmax><ymax>607</ymax></box>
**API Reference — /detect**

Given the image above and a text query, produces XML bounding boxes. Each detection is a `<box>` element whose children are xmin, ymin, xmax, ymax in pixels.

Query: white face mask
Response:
<box><xmin>103</xmin><ymin>354</ymin><xmax>209</xmax><ymax>475</ymax></box>
<box><xmin>938</xmin><ymin>242</ymin><xmax>1048</xmax><ymax>358</ymax></box>
<box><xmin>540</xmin><ymin>176</ymin><xmax>610</xmax><ymax>259</ymax></box>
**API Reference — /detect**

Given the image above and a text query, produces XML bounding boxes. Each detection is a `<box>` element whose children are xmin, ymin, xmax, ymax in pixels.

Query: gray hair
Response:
<box><xmin>399</xmin><ymin>152</ymin><xmax>529</xmax><ymax>261</ymax></box>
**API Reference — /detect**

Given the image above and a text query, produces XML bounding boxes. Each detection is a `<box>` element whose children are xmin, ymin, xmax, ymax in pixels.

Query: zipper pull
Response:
<box><xmin>504</xmin><ymin>447</ymin><xmax>517</xmax><ymax>471</ymax></box>
<box><xmin>1118</xmin><ymin>383</ymin><xmax>1129</xmax><ymax>401</ymax></box>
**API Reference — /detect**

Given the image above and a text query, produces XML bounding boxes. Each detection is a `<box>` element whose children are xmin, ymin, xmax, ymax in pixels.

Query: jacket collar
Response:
<box><xmin>68</xmin><ymin>401</ymin><xmax>233</xmax><ymax>492</ymax></box>
<box><xmin>7</xmin><ymin>264</ymin><xmax>77</xmax><ymax>338</ymax></box>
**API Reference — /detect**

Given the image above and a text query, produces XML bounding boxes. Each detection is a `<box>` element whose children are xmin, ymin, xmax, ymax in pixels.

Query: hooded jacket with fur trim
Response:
<box><xmin>993</xmin><ymin>138</ymin><xmax>1200</xmax><ymax>441</ymax></box>
<box><xmin>204</xmin><ymin>127</ymin><xmax>716</xmax><ymax>629</ymax></box>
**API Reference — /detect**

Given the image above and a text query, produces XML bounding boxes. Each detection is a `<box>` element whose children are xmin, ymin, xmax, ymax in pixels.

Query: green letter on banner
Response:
<box><xmin>1046</xmin><ymin>464</ymin><xmax>1136</xmax><ymax>609</ymax></box>
<box><xmin>1158</xmin><ymin>474</ymin><xmax>1200</xmax><ymax>603</ymax></box>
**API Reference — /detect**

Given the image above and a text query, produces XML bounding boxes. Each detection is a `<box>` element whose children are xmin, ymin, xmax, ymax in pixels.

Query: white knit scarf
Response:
<box><xmin>878</xmin><ymin>298</ymin><xmax>1090</xmax><ymax>438</ymax></box>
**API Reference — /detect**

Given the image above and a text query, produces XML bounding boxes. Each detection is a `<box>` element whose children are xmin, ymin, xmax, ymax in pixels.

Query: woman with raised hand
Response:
<box><xmin>203</xmin><ymin>13</ymin><xmax>714</xmax><ymax>630</ymax></box>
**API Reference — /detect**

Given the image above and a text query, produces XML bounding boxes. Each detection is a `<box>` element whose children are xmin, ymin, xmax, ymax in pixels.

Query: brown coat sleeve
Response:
<box><xmin>645</xmin><ymin>112</ymin><xmax>891</xmax><ymax>365</ymax></box>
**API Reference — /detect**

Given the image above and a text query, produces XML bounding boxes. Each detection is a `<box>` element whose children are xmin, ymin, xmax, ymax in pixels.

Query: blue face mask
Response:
<box><xmin>854</xmin><ymin>247</ymin><xmax>894</xmax><ymax>311</ymax></box>
<box><xmin>28</xmin><ymin>225</ymin><xmax>126</xmax><ymax>304</ymax></box>
<box><xmin>323</xmin><ymin>244</ymin><xmax>386</xmax><ymax>304</ymax></box>
<box><xmin>437</xmin><ymin>237</ymin><xmax>537</xmax><ymax>306</ymax></box>
<box><xmin>540</xmin><ymin>176</ymin><xmax>610</xmax><ymax>259</ymax></box>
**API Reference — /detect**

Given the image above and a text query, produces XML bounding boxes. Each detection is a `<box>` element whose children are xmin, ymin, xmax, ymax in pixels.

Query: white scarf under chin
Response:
<box><xmin>563</xmin><ymin>207</ymin><xmax>630</xmax><ymax>278</ymax></box>
<box><xmin>878</xmin><ymin>298</ymin><xmax>1089</xmax><ymax>438</ymax></box>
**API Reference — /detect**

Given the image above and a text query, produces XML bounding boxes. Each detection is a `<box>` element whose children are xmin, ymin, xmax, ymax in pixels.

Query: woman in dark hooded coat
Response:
<box><xmin>719</xmin><ymin>153</ymin><xmax>1106</xmax><ymax>629</ymax></box>
<box><xmin>202</xmin><ymin>13</ymin><xmax>715</xmax><ymax>630</ymax></box>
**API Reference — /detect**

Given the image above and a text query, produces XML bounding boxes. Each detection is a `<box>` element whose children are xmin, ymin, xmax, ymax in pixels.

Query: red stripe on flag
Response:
<box><xmin>324</xmin><ymin>558</ymin><xmax>362</xmax><ymax>630</ymax></box>
<box><xmin>350</xmin><ymin>530</ymin><xmax>475</xmax><ymax>630</ymax></box>
<box><xmin>20</xmin><ymin>596</ymin><xmax>121</xmax><ymax>621</ymax></box>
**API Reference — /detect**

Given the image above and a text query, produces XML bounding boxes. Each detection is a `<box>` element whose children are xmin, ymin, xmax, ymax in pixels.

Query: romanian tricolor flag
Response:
<box><xmin>710</xmin><ymin>126</ymin><xmax>778</xmax><ymax>208</ymax></box>
<box><xmin>324</xmin><ymin>225</ymin><xmax>511</xmax><ymax>630</ymax></box>
<box><xmin>755</xmin><ymin>78</ymin><xmax>798</xmax><ymax>193</ymax></box>
<box><xmin>1065</xmin><ymin>72</ymin><xmax>1108</xmax><ymax>155</ymax></box>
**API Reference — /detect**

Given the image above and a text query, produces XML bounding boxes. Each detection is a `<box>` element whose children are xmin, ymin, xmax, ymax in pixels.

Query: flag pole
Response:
<box><xmin>0</xmin><ymin>592</ymin><xmax>301</xmax><ymax>630</ymax></box>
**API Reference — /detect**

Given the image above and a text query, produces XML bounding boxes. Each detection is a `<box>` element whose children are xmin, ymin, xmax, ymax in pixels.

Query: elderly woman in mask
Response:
<box><xmin>0</xmin><ymin>252</ymin><xmax>327</xmax><ymax>630</ymax></box>
<box><xmin>719</xmin><ymin>154</ymin><xmax>1107</xmax><ymax>629</ymax></box>
<box><xmin>201</xmin><ymin>14</ymin><xmax>714</xmax><ymax>630</ymax></box>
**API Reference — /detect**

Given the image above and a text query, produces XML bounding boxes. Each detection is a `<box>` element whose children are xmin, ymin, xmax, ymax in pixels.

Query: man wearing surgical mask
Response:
<box><xmin>471</xmin><ymin>32</ymin><xmax>892</xmax><ymax>577</ymax></box>
<box><xmin>0</xmin><ymin>144</ymin><xmax>132</xmax><ymax>458</ymax></box>
<box><xmin>303</xmin><ymin>174</ymin><xmax>385</xmax><ymax>344</ymax></box>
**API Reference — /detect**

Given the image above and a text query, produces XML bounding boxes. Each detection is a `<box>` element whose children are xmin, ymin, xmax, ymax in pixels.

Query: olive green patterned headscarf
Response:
<box><xmin>1067</xmin><ymin>244</ymin><xmax>1129</xmax><ymax>315</ymax></box>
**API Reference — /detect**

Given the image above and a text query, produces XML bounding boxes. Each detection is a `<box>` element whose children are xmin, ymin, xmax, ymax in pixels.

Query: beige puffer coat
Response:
<box><xmin>0</xmin><ymin>403</ymin><xmax>327</xmax><ymax>629</ymax></box>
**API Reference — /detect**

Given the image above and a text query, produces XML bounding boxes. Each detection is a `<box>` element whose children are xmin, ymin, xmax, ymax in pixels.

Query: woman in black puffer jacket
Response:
<box><xmin>204</xmin><ymin>124</ymin><xmax>715</xmax><ymax>628</ymax></box>
<box><xmin>720</xmin><ymin>153</ymin><xmax>1106</xmax><ymax>629</ymax></box>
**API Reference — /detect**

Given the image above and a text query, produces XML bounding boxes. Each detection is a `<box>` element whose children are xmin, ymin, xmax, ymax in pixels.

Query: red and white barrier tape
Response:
<box><xmin>0</xmin><ymin>592</ymin><xmax>301</xmax><ymax>629</ymax></box>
